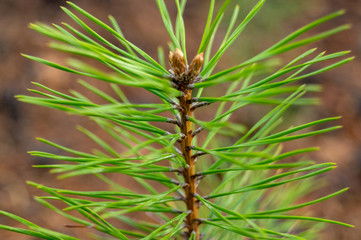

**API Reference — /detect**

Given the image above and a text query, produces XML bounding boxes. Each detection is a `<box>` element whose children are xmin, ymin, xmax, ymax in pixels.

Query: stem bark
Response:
<box><xmin>179</xmin><ymin>89</ymin><xmax>199</xmax><ymax>239</ymax></box>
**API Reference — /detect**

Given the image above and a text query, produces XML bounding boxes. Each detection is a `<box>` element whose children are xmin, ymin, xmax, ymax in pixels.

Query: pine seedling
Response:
<box><xmin>0</xmin><ymin>1</ymin><xmax>353</xmax><ymax>239</ymax></box>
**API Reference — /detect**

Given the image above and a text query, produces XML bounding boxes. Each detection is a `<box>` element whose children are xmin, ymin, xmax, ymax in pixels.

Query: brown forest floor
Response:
<box><xmin>0</xmin><ymin>0</ymin><xmax>360</xmax><ymax>239</ymax></box>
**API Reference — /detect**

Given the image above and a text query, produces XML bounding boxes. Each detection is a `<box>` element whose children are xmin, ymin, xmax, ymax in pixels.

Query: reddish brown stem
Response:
<box><xmin>169</xmin><ymin>49</ymin><xmax>204</xmax><ymax>240</ymax></box>
<box><xmin>179</xmin><ymin>88</ymin><xmax>199</xmax><ymax>239</ymax></box>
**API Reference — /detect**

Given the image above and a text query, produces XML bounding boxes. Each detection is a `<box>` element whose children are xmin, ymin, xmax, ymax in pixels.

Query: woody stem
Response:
<box><xmin>179</xmin><ymin>89</ymin><xmax>199</xmax><ymax>239</ymax></box>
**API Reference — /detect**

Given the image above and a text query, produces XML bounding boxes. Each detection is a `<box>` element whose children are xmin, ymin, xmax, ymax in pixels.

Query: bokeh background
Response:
<box><xmin>0</xmin><ymin>0</ymin><xmax>359</xmax><ymax>239</ymax></box>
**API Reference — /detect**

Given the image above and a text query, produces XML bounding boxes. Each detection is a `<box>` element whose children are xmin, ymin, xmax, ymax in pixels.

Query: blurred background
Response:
<box><xmin>0</xmin><ymin>0</ymin><xmax>359</xmax><ymax>239</ymax></box>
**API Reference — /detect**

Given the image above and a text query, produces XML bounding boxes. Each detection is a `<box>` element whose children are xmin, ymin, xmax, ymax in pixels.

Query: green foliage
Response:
<box><xmin>0</xmin><ymin>0</ymin><xmax>353</xmax><ymax>239</ymax></box>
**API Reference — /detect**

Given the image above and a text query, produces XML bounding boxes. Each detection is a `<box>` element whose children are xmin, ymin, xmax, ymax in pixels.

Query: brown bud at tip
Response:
<box><xmin>168</xmin><ymin>50</ymin><xmax>174</xmax><ymax>63</ymax></box>
<box><xmin>189</xmin><ymin>52</ymin><xmax>204</xmax><ymax>77</ymax></box>
<box><xmin>169</xmin><ymin>48</ymin><xmax>187</xmax><ymax>75</ymax></box>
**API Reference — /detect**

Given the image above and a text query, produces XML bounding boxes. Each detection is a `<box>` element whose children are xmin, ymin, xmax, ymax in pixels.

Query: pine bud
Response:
<box><xmin>189</xmin><ymin>52</ymin><xmax>204</xmax><ymax>76</ymax></box>
<box><xmin>169</xmin><ymin>48</ymin><xmax>187</xmax><ymax>75</ymax></box>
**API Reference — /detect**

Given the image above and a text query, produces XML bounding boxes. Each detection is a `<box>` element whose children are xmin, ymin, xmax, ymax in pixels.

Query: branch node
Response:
<box><xmin>191</xmin><ymin>102</ymin><xmax>211</xmax><ymax>111</ymax></box>
<box><xmin>192</xmin><ymin>172</ymin><xmax>203</xmax><ymax>178</ymax></box>
<box><xmin>186</xmin><ymin>97</ymin><xmax>199</xmax><ymax>104</ymax></box>
<box><xmin>171</xmin><ymin>179</ymin><xmax>181</xmax><ymax>185</ymax></box>
<box><xmin>177</xmin><ymin>133</ymin><xmax>186</xmax><ymax>143</ymax></box>
<box><xmin>195</xmin><ymin>175</ymin><xmax>206</xmax><ymax>187</ymax></box>
<box><xmin>203</xmin><ymin>195</ymin><xmax>211</xmax><ymax>200</ymax></box>
<box><xmin>174</xmin><ymin>196</ymin><xmax>186</xmax><ymax>201</ymax></box>
<box><xmin>172</xmin><ymin>104</ymin><xmax>182</xmax><ymax>111</ymax></box>
<box><xmin>166</xmin><ymin>118</ymin><xmax>181</xmax><ymax>126</ymax></box>
<box><xmin>192</xmin><ymin>151</ymin><xmax>206</xmax><ymax>159</ymax></box>
<box><xmin>174</xmin><ymin>147</ymin><xmax>183</xmax><ymax>156</ymax></box>
<box><xmin>192</xmin><ymin>127</ymin><xmax>204</xmax><ymax>137</ymax></box>
<box><xmin>193</xmin><ymin>76</ymin><xmax>205</xmax><ymax>83</ymax></box>
<box><xmin>194</xmin><ymin>218</ymin><xmax>206</xmax><ymax>224</ymax></box>
<box><xmin>169</xmin><ymin>167</ymin><xmax>183</xmax><ymax>174</ymax></box>
<box><xmin>186</xmin><ymin>145</ymin><xmax>195</xmax><ymax>151</ymax></box>
<box><xmin>172</xmin><ymin>209</ymin><xmax>185</xmax><ymax>214</ymax></box>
